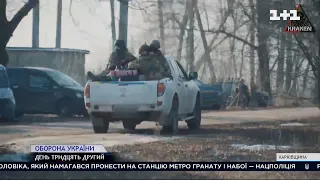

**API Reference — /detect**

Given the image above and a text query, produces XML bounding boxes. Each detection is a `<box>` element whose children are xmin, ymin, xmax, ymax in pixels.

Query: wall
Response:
<box><xmin>6</xmin><ymin>48</ymin><xmax>88</xmax><ymax>85</ymax></box>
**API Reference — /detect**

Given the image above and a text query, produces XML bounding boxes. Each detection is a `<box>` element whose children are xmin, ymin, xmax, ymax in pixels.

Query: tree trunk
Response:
<box><xmin>302</xmin><ymin>62</ymin><xmax>310</xmax><ymax>96</ymax></box>
<box><xmin>0</xmin><ymin>0</ymin><xmax>39</xmax><ymax>66</ymax></box>
<box><xmin>239</xmin><ymin>32</ymin><xmax>250</xmax><ymax>79</ymax></box>
<box><xmin>290</xmin><ymin>52</ymin><xmax>300</xmax><ymax>96</ymax></box>
<box><xmin>157</xmin><ymin>0</ymin><xmax>166</xmax><ymax>53</ymax></box>
<box><xmin>248</xmin><ymin>0</ymin><xmax>256</xmax><ymax>81</ymax></box>
<box><xmin>176</xmin><ymin>1</ymin><xmax>189</xmax><ymax>62</ymax></box>
<box><xmin>187</xmin><ymin>0</ymin><xmax>195</xmax><ymax>73</ymax></box>
<box><xmin>276</xmin><ymin>33</ymin><xmax>285</xmax><ymax>93</ymax></box>
<box><xmin>317</xmin><ymin>39</ymin><xmax>320</xmax><ymax>108</ymax></box>
<box><xmin>229</xmin><ymin>0</ymin><xmax>237</xmax><ymax>79</ymax></box>
<box><xmin>194</xmin><ymin>4</ymin><xmax>216</xmax><ymax>82</ymax></box>
<box><xmin>256</xmin><ymin>0</ymin><xmax>271</xmax><ymax>95</ymax></box>
<box><xmin>285</xmin><ymin>34</ymin><xmax>294</xmax><ymax>93</ymax></box>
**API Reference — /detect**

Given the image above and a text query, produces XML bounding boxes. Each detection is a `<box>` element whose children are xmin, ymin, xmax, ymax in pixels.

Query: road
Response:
<box><xmin>0</xmin><ymin>107</ymin><xmax>319</xmax><ymax>153</ymax></box>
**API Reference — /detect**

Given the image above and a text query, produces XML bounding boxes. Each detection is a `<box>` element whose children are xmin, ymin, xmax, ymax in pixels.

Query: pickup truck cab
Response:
<box><xmin>84</xmin><ymin>56</ymin><xmax>201</xmax><ymax>134</ymax></box>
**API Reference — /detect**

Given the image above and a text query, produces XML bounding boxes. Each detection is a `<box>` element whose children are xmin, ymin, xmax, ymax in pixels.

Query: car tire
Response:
<box><xmin>91</xmin><ymin>116</ymin><xmax>109</xmax><ymax>133</ymax></box>
<box><xmin>212</xmin><ymin>104</ymin><xmax>221</xmax><ymax>110</ymax></box>
<box><xmin>162</xmin><ymin>97</ymin><xmax>179</xmax><ymax>134</ymax></box>
<box><xmin>187</xmin><ymin>95</ymin><xmax>201</xmax><ymax>130</ymax></box>
<box><xmin>83</xmin><ymin>111</ymin><xmax>90</xmax><ymax>118</ymax></box>
<box><xmin>2</xmin><ymin>109</ymin><xmax>16</xmax><ymax>122</ymax></box>
<box><xmin>122</xmin><ymin>121</ymin><xmax>137</xmax><ymax>130</ymax></box>
<box><xmin>15</xmin><ymin>111</ymin><xmax>24</xmax><ymax>118</ymax></box>
<box><xmin>56</xmin><ymin>100</ymin><xmax>73</xmax><ymax>118</ymax></box>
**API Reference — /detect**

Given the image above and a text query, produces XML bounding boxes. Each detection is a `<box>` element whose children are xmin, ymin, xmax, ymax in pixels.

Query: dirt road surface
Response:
<box><xmin>0</xmin><ymin>107</ymin><xmax>319</xmax><ymax>152</ymax></box>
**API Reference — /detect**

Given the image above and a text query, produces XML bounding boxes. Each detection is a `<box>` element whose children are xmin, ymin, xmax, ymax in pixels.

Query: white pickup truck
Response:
<box><xmin>84</xmin><ymin>56</ymin><xmax>201</xmax><ymax>134</ymax></box>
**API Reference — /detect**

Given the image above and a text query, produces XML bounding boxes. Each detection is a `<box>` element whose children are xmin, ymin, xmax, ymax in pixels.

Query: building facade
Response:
<box><xmin>7</xmin><ymin>47</ymin><xmax>89</xmax><ymax>85</ymax></box>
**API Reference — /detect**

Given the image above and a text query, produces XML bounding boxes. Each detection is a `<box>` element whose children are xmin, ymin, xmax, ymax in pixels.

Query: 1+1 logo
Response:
<box><xmin>269</xmin><ymin>4</ymin><xmax>315</xmax><ymax>33</ymax></box>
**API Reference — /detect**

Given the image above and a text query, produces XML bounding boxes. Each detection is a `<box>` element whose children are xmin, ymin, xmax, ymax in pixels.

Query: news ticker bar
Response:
<box><xmin>0</xmin><ymin>162</ymin><xmax>318</xmax><ymax>171</ymax></box>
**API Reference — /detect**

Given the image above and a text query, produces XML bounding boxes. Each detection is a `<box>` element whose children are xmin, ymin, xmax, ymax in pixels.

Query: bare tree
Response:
<box><xmin>157</xmin><ymin>0</ymin><xmax>166</xmax><ymax>53</ymax></box>
<box><xmin>0</xmin><ymin>0</ymin><xmax>39</xmax><ymax>66</ymax></box>
<box><xmin>285</xmin><ymin>34</ymin><xmax>294</xmax><ymax>93</ymax></box>
<box><xmin>194</xmin><ymin>1</ymin><xmax>216</xmax><ymax>82</ymax></box>
<box><xmin>248</xmin><ymin>0</ymin><xmax>256</xmax><ymax>82</ymax></box>
<box><xmin>256</xmin><ymin>0</ymin><xmax>272</xmax><ymax>95</ymax></box>
<box><xmin>175</xmin><ymin>1</ymin><xmax>189</xmax><ymax>62</ymax></box>
<box><xmin>186</xmin><ymin>0</ymin><xmax>195</xmax><ymax>73</ymax></box>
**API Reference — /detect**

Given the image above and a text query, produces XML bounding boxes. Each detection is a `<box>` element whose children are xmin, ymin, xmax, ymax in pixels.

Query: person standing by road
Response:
<box><xmin>238</xmin><ymin>79</ymin><xmax>250</xmax><ymax>109</ymax></box>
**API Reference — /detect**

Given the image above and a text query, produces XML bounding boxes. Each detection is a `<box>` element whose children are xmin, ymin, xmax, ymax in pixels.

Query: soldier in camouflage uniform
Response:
<box><xmin>87</xmin><ymin>40</ymin><xmax>136</xmax><ymax>80</ymax></box>
<box><xmin>106</xmin><ymin>40</ymin><xmax>136</xmax><ymax>71</ymax></box>
<box><xmin>149</xmin><ymin>40</ymin><xmax>171</xmax><ymax>77</ymax></box>
<box><xmin>128</xmin><ymin>44</ymin><xmax>164</xmax><ymax>81</ymax></box>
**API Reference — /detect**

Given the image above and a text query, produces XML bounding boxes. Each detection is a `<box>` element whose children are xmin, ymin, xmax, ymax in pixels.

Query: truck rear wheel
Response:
<box><xmin>91</xmin><ymin>116</ymin><xmax>109</xmax><ymax>133</ymax></box>
<box><xmin>162</xmin><ymin>97</ymin><xmax>179</xmax><ymax>134</ymax></box>
<box><xmin>187</xmin><ymin>95</ymin><xmax>201</xmax><ymax>130</ymax></box>
<box><xmin>122</xmin><ymin>121</ymin><xmax>136</xmax><ymax>130</ymax></box>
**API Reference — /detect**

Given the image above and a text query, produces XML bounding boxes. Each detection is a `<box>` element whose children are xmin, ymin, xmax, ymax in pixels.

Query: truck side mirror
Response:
<box><xmin>189</xmin><ymin>72</ymin><xmax>198</xmax><ymax>80</ymax></box>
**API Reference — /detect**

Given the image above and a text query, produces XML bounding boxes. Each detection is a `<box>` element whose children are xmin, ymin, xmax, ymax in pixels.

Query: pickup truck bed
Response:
<box><xmin>89</xmin><ymin>81</ymin><xmax>159</xmax><ymax>118</ymax></box>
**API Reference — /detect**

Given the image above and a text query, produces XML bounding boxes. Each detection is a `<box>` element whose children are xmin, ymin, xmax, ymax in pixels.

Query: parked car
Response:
<box><xmin>193</xmin><ymin>79</ymin><xmax>224</xmax><ymax>110</ymax></box>
<box><xmin>216</xmin><ymin>81</ymin><xmax>270</xmax><ymax>107</ymax></box>
<box><xmin>254</xmin><ymin>91</ymin><xmax>269</xmax><ymax>107</ymax></box>
<box><xmin>6</xmin><ymin>67</ymin><xmax>87</xmax><ymax>117</ymax></box>
<box><xmin>0</xmin><ymin>65</ymin><xmax>15</xmax><ymax>121</ymax></box>
<box><xmin>85</xmin><ymin>56</ymin><xmax>201</xmax><ymax>134</ymax></box>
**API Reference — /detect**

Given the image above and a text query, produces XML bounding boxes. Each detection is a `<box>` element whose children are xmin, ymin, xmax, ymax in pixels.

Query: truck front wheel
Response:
<box><xmin>187</xmin><ymin>95</ymin><xmax>201</xmax><ymax>130</ymax></box>
<box><xmin>91</xmin><ymin>116</ymin><xmax>109</xmax><ymax>133</ymax></box>
<box><xmin>162</xmin><ymin>97</ymin><xmax>179</xmax><ymax>134</ymax></box>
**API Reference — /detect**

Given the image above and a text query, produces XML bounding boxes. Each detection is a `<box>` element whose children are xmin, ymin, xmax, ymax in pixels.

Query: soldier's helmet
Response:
<box><xmin>114</xmin><ymin>39</ymin><xmax>126</xmax><ymax>49</ymax></box>
<box><xmin>139</xmin><ymin>44</ymin><xmax>150</xmax><ymax>55</ymax></box>
<box><xmin>150</xmin><ymin>40</ymin><xmax>160</xmax><ymax>49</ymax></box>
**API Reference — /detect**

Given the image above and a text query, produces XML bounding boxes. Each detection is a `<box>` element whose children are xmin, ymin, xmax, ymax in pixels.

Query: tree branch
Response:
<box><xmin>203</xmin><ymin>28</ymin><xmax>258</xmax><ymax>50</ymax></box>
<box><xmin>293</xmin><ymin>34</ymin><xmax>318</xmax><ymax>77</ymax></box>
<box><xmin>7</xmin><ymin>0</ymin><xmax>39</xmax><ymax>41</ymax></box>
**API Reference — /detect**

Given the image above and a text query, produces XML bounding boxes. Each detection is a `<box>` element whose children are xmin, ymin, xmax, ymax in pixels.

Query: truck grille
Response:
<box><xmin>0</xmin><ymin>99</ymin><xmax>9</xmax><ymax>109</ymax></box>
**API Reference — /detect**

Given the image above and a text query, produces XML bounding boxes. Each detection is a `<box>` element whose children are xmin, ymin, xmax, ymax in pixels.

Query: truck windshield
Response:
<box><xmin>0</xmin><ymin>70</ymin><xmax>9</xmax><ymax>88</ymax></box>
<box><xmin>46</xmin><ymin>70</ymin><xmax>83</xmax><ymax>88</ymax></box>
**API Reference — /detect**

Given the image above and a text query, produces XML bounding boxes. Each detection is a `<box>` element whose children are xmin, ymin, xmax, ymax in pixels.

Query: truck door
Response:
<box><xmin>168</xmin><ymin>60</ymin><xmax>187</xmax><ymax>115</ymax></box>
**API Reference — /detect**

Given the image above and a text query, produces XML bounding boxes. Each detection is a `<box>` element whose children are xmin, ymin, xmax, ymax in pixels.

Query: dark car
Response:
<box><xmin>216</xmin><ymin>81</ymin><xmax>270</xmax><ymax>108</ymax></box>
<box><xmin>193</xmin><ymin>79</ymin><xmax>224</xmax><ymax>110</ymax></box>
<box><xmin>6</xmin><ymin>67</ymin><xmax>87</xmax><ymax>117</ymax></box>
<box><xmin>0</xmin><ymin>65</ymin><xmax>15</xmax><ymax>121</ymax></box>
<box><xmin>254</xmin><ymin>91</ymin><xmax>269</xmax><ymax>107</ymax></box>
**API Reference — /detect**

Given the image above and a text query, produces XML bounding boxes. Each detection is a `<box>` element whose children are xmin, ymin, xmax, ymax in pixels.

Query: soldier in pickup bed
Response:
<box><xmin>87</xmin><ymin>40</ymin><xmax>136</xmax><ymax>80</ymax></box>
<box><xmin>128</xmin><ymin>44</ymin><xmax>163</xmax><ymax>81</ymax></box>
<box><xmin>149</xmin><ymin>40</ymin><xmax>171</xmax><ymax>77</ymax></box>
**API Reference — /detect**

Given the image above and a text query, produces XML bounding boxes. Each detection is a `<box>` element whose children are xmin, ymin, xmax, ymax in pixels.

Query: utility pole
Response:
<box><xmin>118</xmin><ymin>0</ymin><xmax>129</xmax><ymax>45</ymax></box>
<box><xmin>110</xmin><ymin>0</ymin><xmax>116</xmax><ymax>45</ymax></box>
<box><xmin>32</xmin><ymin>3</ymin><xmax>40</xmax><ymax>48</ymax></box>
<box><xmin>56</xmin><ymin>0</ymin><xmax>62</xmax><ymax>48</ymax></box>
